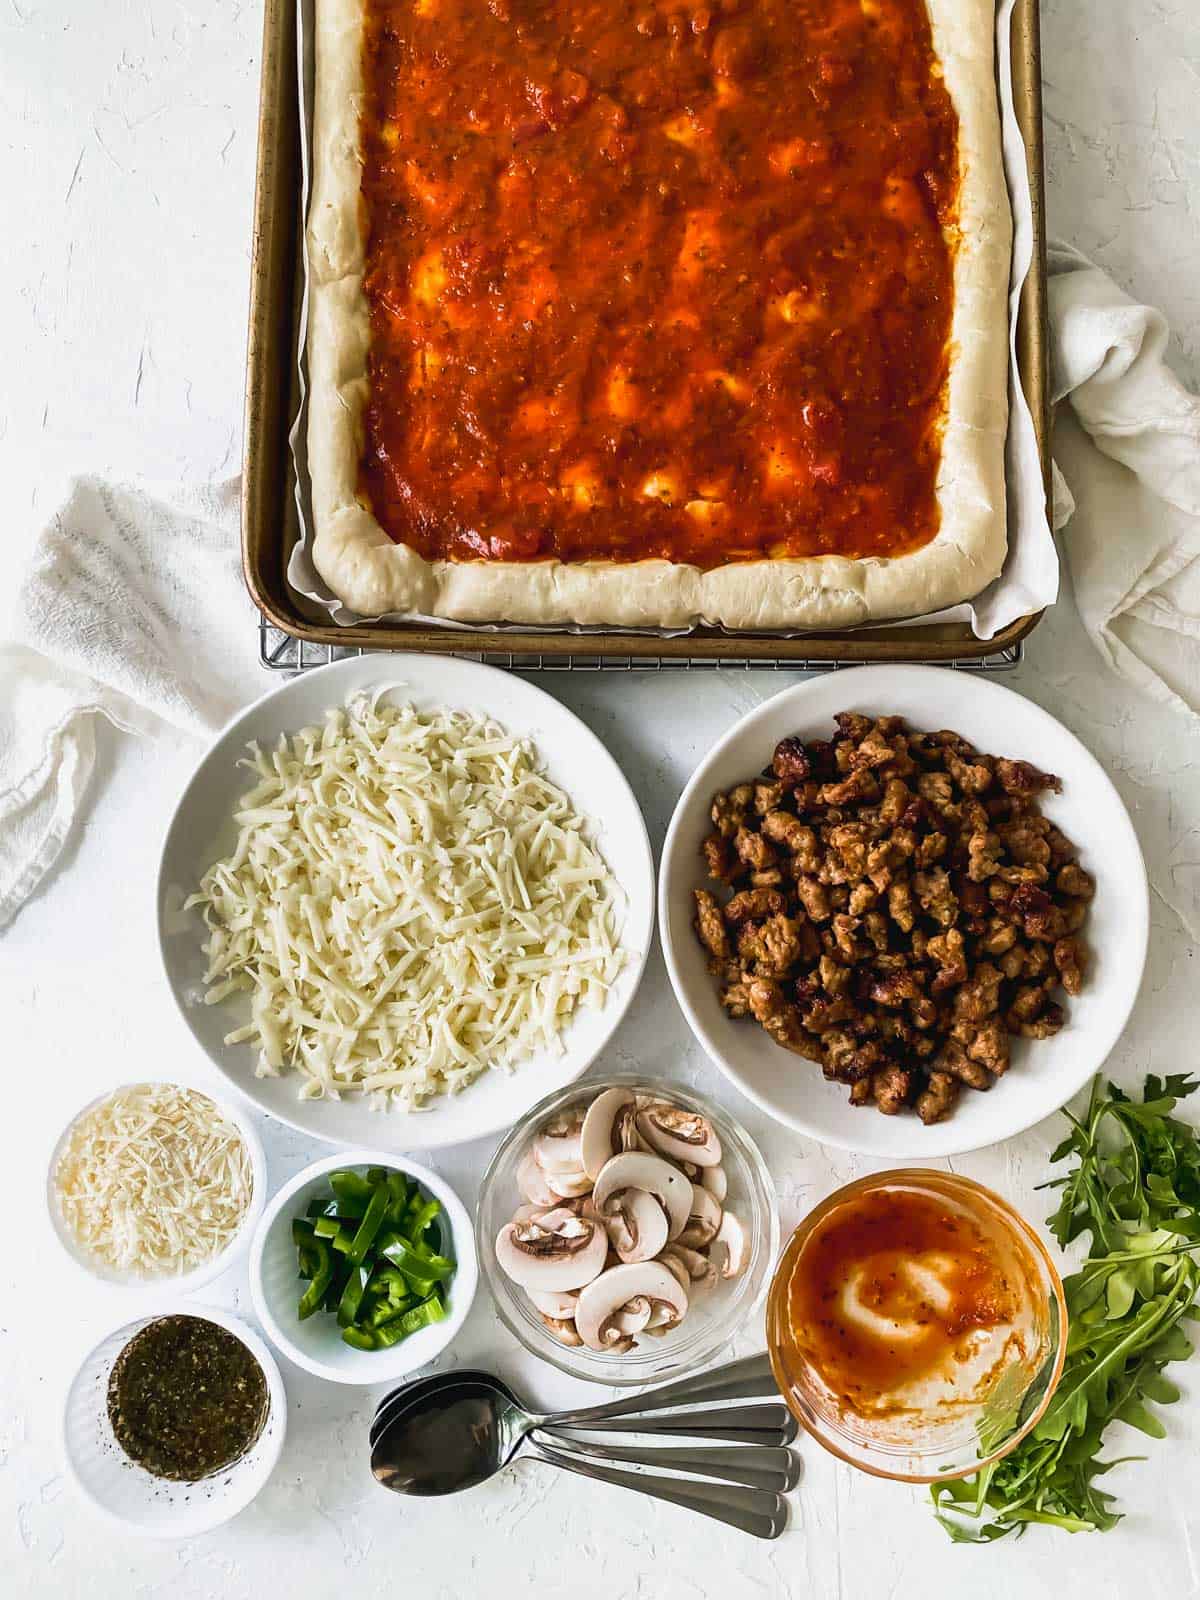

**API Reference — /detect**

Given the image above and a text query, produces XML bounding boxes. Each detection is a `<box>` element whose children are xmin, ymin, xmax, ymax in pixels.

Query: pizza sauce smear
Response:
<box><xmin>783</xmin><ymin>1184</ymin><xmax>1025</xmax><ymax>1419</ymax></box>
<box><xmin>358</xmin><ymin>0</ymin><xmax>960</xmax><ymax>567</ymax></box>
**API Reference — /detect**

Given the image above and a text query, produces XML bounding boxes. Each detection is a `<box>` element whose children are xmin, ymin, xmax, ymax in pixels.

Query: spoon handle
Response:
<box><xmin>528</xmin><ymin>1441</ymin><xmax>789</xmax><ymax>1540</ymax></box>
<box><xmin>546</xmin><ymin>1400</ymin><xmax>799</xmax><ymax>1448</ymax></box>
<box><xmin>536</xmin><ymin>1434</ymin><xmax>801</xmax><ymax>1493</ymax></box>
<box><xmin>546</xmin><ymin>1351</ymin><xmax>778</xmax><ymax>1428</ymax></box>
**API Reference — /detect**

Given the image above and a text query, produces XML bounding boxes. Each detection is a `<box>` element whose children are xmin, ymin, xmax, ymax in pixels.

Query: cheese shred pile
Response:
<box><xmin>54</xmin><ymin>1083</ymin><xmax>253</xmax><ymax>1276</ymax></box>
<box><xmin>187</xmin><ymin>695</ymin><xmax>626</xmax><ymax>1108</ymax></box>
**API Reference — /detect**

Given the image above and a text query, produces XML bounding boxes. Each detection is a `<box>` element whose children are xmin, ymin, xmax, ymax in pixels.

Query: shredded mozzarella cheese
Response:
<box><xmin>186</xmin><ymin>695</ymin><xmax>627</xmax><ymax>1109</ymax></box>
<box><xmin>54</xmin><ymin>1083</ymin><xmax>253</xmax><ymax>1276</ymax></box>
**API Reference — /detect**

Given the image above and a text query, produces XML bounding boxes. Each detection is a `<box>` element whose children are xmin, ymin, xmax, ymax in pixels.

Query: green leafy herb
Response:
<box><xmin>932</xmin><ymin>1074</ymin><xmax>1200</xmax><ymax>1542</ymax></box>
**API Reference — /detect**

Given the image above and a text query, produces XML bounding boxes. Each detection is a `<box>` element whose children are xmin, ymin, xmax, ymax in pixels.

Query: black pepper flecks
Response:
<box><xmin>107</xmin><ymin>1315</ymin><xmax>268</xmax><ymax>1482</ymax></box>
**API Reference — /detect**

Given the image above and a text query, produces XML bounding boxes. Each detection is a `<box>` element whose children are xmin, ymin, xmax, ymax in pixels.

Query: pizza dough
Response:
<box><xmin>306</xmin><ymin>0</ymin><xmax>1011</xmax><ymax>629</ymax></box>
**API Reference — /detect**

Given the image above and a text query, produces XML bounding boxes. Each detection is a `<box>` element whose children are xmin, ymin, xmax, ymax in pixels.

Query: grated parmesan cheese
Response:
<box><xmin>54</xmin><ymin>1083</ymin><xmax>253</xmax><ymax>1276</ymax></box>
<box><xmin>186</xmin><ymin>694</ymin><xmax>627</xmax><ymax>1109</ymax></box>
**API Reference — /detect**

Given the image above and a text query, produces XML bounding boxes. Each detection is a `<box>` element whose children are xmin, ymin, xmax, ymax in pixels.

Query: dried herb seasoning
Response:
<box><xmin>107</xmin><ymin>1315</ymin><xmax>268</xmax><ymax>1481</ymax></box>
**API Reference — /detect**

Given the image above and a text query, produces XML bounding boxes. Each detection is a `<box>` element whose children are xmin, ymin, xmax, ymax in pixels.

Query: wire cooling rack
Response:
<box><xmin>258</xmin><ymin>614</ymin><xmax>1022</xmax><ymax>674</ymax></box>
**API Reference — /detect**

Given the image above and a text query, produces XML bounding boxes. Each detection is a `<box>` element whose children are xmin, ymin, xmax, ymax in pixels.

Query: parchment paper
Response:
<box><xmin>286</xmin><ymin>0</ymin><xmax>1057</xmax><ymax>641</ymax></box>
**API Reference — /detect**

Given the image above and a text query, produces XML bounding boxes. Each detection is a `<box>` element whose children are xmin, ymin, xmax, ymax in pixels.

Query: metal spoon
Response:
<box><xmin>370</xmin><ymin>1380</ymin><xmax>789</xmax><ymax>1538</ymax></box>
<box><xmin>536</xmin><ymin>1435</ymin><xmax>802</xmax><ymax>1493</ymax></box>
<box><xmin>371</xmin><ymin>1351</ymin><xmax>786</xmax><ymax>1449</ymax></box>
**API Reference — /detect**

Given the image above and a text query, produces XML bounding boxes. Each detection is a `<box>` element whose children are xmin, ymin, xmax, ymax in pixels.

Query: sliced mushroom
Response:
<box><xmin>537</xmin><ymin>1311</ymin><xmax>583</xmax><ymax>1346</ymax></box>
<box><xmin>611</xmin><ymin>1295</ymin><xmax>652</xmax><ymax>1336</ymax></box>
<box><xmin>580</xmin><ymin>1087</ymin><xmax>636</xmax><ymax>1181</ymax></box>
<box><xmin>516</xmin><ymin>1149</ymin><xmax>558</xmax><ymax>1208</ymax></box>
<box><xmin>700</xmin><ymin>1164</ymin><xmax>728</xmax><ymax>1205</ymax></box>
<box><xmin>527</xmin><ymin>1287</ymin><xmax>580</xmax><ymax>1319</ymax></box>
<box><xmin>593</xmin><ymin>1151</ymin><xmax>692</xmax><ymax>1240</ymax></box>
<box><xmin>512</xmin><ymin>1201</ymin><xmax>554</xmax><ymax>1225</ymax></box>
<box><xmin>677</xmin><ymin>1183</ymin><xmax>723</xmax><ymax>1249</ymax></box>
<box><xmin>661</xmin><ymin>1242</ymin><xmax>717</xmax><ymax>1289</ymax></box>
<box><xmin>636</xmin><ymin>1103</ymin><xmax>723</xmax><ymax>1168</ymax></box>
<box><xmin>545</xmin><ymin>1167</ymin><xmax>594</xmax><ymax>1199</ymax></box>
<box><xmin>712</xmin><ymin>1211</ymin><xmax>748</xmax><ymax>1278</ymax></box>
<box><xmin>603</xmin><ymin>1187</ymin><xmax>670</xmax><ymax>1264</ymax></box>
<box><xmin>616</xmin><ymin>1100</ymin><xmax>648</xmax><ymax>1153</ymax></box>
<box><xmin>657</xmin><ymin>1250</ymin><xmax>691</xmax><ymax>1292</ymax></box>
<box><xmin>495</xmin><ymin>1210</ymin><xmax>609</xmax><ymax>1291</ymax></box>
<box><xmin>533</xmin><ymin>1111</ymin><xmax>586</xmax><ymax>1175</ymax></box>
<box><xmin>575</xmin><ymin>1261</ymin><xmax>689</xmax><ymax>1352</ymax></box>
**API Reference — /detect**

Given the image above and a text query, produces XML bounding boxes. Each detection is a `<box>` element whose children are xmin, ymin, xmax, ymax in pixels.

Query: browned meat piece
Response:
<box><xmin>734</xmin><ymin>826</ymin><xmax>776</xmax><ymax>871</ymax></box>
<box><xmin>801</xmin><ymin>994</ymin><xmax>856</xmax><ymax>1035</ymax></box>
<box><xmin>1045</xmin><ymin>824</ymin><xmax>1078</xmax><ymax>869</ymax></box>
<box><xmin>996</xmin><ymin>863</ymin><xmax>1050</xmax><ymax>886</ymax></box>
<box><xmin>871</xmin><ymin>1064</ymin><xmax>914</xmax><ymax>1114</ymax></box>
<box><xmin>819</xmin><ymin>955</ymin><xmax>852</xmax><ymax>995</ymax></box>
<box><xmin>1061</xmin><ymin>899</ymin><xmax>1089</xmax><ymax>933</ymax></box>
<box><xmin>1053</xmin><ymin>936</ymin><xmax>1086</xmax><ymax>996</ymax></box>
<box><xmin>720</xmin><ymin>981</ymin><xmax>751</xmax><ymax>1018</ymax></box>
<box><xmin>834</xmin><ymin>711</ymin><xmax>873</xmax><ymax>742</ymax></box>
<box><xmin>967</xmin><ymin>831</ymin><xmax>1002</xmax><ymax>882</ymax></box>
<box><xmin>937</xmin><ymin>1041</ymin><xmax>992</xmax><ymax>1091</ymax></box>
<box><xmin>946</xmin><ymin>750</ymin><xmax>994</xmax><ymax>794</ymax></box>
<box><xmin>794</xmin><ymin>874</ymin><xmax>832</xmax><ymax>922</ymax></box>
<box><xmin>723</xmin><ymin>886</ymin><xmax>786</xmax><ymax>927</ymax></box>
<box><xmin>1007</xmin><ymin>983</ymin><xmax>1048</xmax><ymax>1025</ymax></box>
<box><xmin>746</xmin><ymin>978</ymin><xmax>823</xmax><ymax>1060</ymax></box>
<box><xmin>823</xmin><ymin>1030</ymin><xmax>881</xmax><ymax>1083</ymax></box>
<box><xmin>761</xmin><ymin>811</ymin><xmax>820</xmax><ymax>871</ymax></box>
<box><xmin>909</xmin><ymin>993</ymin><xmax>938</xmax><ymax>1030</ymax></box>
<box><xmin>916</xmin><ymin>831</ymin><xmax>948</xmax><ymax>867</ymax></box>
<box><xmin>887</xmin><ymin>879</ymin><xmax>915</xmax><ymax>932</ymax></box>
<box><xmin>1014</xmin><ymin>1001</ymin><xmax>1066</xmax><ymax>1039</ymax></box>
<box><xmin>952</xmin><ymin>1016</ymin><xmax>1010</xmax><ymax>1075</ymax></box>
<box><xmin>863</xmin><ymin>911</ymin><xmax>889</xmax><ymax>953</ymax></box>
<box><xmin>979</xmin><ymin>918</ymin><xmax>1018</xmax><ymax>956</ymax></box>
<box><xmin>750</xmin><ymin>868</ymin><xmax>784</xmax><ymax>888</ymax></box>
<box><xmin>869</xmin><ymin>970</ymin><xmax>923</xmax><ymax>1007</ymax></box>
<box><xmin>771</xmin><ymin>737</ymin><xmax>811</xmax><ymax>786</ymax></box>
<box><xmin>701</xmin><ymin>833</ymin><xmax>741</xmax><ymax>884</ymax></box>
<box><xmin>1056</xmin><ymin>863</ymin><xmax>1095</xmax><ymax>900</ymax></box>
<box><xmin>878</xmin><ymin>777</ymin><xmax>912</xmax><ymax>824</ymax></box>
<box><xmin>1018</xmin><ymin>942</ymin><xmax>1053</xmax><ymax>980</ymax></box>
<box><xmin>957</xmin><ymin>877</ymin><xmax>990</xmax><ymax>928</ymax></box>
<box><xmin>819</xmin><ymin>767</ymin><xmax>881</xmax><ymax>807</ymax></box>
<box><xmin>995</xmin><ymin>758</ymin><xmax>1061</xmax><ymax>797</ymax></box>
<box><xmin>927</xmin><ymin>928</ymin><xmax>967</xmax><ymax>992</ymax></box>
<box><xmin>753</xmin><ymin>779</ymin><xmax>784</xmax><ymax>815</ymax></box>
<box><xmin>1010</xmin><ymin>883</ymin><xmax>1068</xmax><ymax>942</ymax></box>
<box><xmin>848</xmin><ymin>732</ymin><xmax>898</xmax><ymax>771</ymax></box>
<box><xmin>828</xmin><ymin>822</ymin><xmax>870</xmax><ymax>878</ymax></box>
<box><xmin>848</xmin><ymin>1075</ymin><xmax>873</xmax><ymax>1106</ymax></box>
<box><xmin>756</xmin><ymin>913</ymin><xmax>810</xmax><ymax>977</ymax></box>
<box><xmin>952</xmin><ymin>962</ymin><xmax>1002</xmax><ymax>1022</ymax></box>
<box><xmin>996</xmin><ymin>818</ymin><xmax>1052</xmax><ymax>868</ymax></box>
<box><xmin>831</xmin><ymin>913</ymin><xmax>865</xmax><ymax>961</ymax></box>
<box><xmin>914</xmin><ymin>868</ymin><xmax>958</xmax><ymax>927</ymax></box>
<box><xmin>917</xmin><ymin>771</ymin><xmax>955</xmax><ymax>811</ymax></box>
<box><xmin>866</xmin><ymin>835</ymin><xmax>915</xmax><ymax>892</ymax></box>
<box><xmin>693</xmin><ymin>890</ymin><xmax>730</xmax><ymax>964</ymax></box>
<box><xmin>997</xmin><ymin>946</ymin><xmax>1023</xmax><ymax>980</ymax></box>
<box><xmin>917</xmin><ymin>1071</ymin><xmax>960</xmax><ymax>1124</ymax></box>
<box><xmin>848</xmin><ymin>881</ymin><xmax>879</xmax><ymax>915</ymax></box>
<box><xmin>711</xmin><ymin>783</ymin><xmax>753</xmax><ymax>837</ymax></box>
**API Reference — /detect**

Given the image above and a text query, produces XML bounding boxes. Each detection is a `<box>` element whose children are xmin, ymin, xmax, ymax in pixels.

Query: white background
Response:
<box><xmin>4</xmin><ymin>2</ymin><xmax>1200</xmax><ymax>1597</ymax></box>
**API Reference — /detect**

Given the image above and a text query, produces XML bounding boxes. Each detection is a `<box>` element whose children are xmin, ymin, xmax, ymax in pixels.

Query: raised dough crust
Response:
<box><xmin>306</xmin><ymin>0</ymin><xmax>1011</xmax><ymax>629</ymax></box>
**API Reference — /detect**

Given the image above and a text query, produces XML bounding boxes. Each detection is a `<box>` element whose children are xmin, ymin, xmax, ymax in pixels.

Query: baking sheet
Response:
<box><xmin>284</xmin><ymin>0</ymin><xmax>1055</xmax><ymax>640</ymax></box>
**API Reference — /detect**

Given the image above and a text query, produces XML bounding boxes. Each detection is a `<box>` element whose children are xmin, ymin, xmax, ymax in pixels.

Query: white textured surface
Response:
<box><xmin>3</xmin><ymin>1</ymin><xmax>1200</xmax><ymax>1595</ymax></box>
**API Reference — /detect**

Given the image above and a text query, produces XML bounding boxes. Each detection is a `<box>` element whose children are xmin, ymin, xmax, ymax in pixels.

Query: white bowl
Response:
<box><xmin>62</xmin><ymin>1303</ymin><xmax>286</xmax><ymax>1539</ymax></box>
<box><xmin>47</xmin><ymin>1080</ymin><xmax>267</xmax><ymax>1295</ymax></box>
<box><xmin>249</xmin><ymin>1150</ymin><xmax>478</xmax><ymax>1385</ymax></box>
<box><xmin>157</xmin><ymin>654</ymin><xmax>654</xmax><ymax>1152</ymax></box>
<box><xmin>660</xmin><ymin>664</ymin><xmax>1149</xmax><ymax>1159</ymax></box>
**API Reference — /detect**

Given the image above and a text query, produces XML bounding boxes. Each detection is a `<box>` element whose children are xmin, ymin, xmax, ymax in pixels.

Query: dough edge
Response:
<box><xmin>306</xmin><ymin>0</ymin><xmax>1012</xmax><ymax>631</ymax></box>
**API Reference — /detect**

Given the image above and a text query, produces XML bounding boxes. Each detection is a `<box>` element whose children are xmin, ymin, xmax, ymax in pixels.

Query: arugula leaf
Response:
<box><xmin>932</xmin><ymin>1075</ymin><xmax>1200</xmax><ymax>1541</ymax></box>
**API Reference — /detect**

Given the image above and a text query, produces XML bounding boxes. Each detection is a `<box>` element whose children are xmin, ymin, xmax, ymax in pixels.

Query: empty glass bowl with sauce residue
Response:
<box><xmin>767</xmin><ymin>1170</ymin><xmax>1066</xmax><ymax>1482</ymax></box>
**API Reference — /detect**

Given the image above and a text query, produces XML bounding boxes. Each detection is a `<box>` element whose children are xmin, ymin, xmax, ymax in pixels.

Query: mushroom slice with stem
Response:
<box><xmin>636</xmin><ymin>1103</ymin><xmax>723</xmax><ymax>1168</ymax></box>
<box><xmin>580</xmin><ymin>1088</ymin><xmax>636</xmax><ymax>1181</ymax></box>
<box><xmin>533</xmin><ymin>1111</ymin><xmax>586</xmax><ymax>1175</ymax></box>
<box><xmin>516</xmin><ymin>1150</ymin><xmax>558</xmax><ymax>1209</ymax></box>
<box><xmin>495</xmin><ymin>1209</ymin><xmax>609</xmax><ymax>1292</ymax></box>
<box><xmin>611</xmin><ymin>1295</ymin><xmax>652</xmax><ymax>1336</ymax></box>
<box><xmin>657</xmin><ymin>1250</ymin><xmax>691</xmax><ymax>1292</ymax></box>
<box><xmin>712</xmin><ymin>1212</ymin><xmax>748</xmax><ymax>1279</ymax></box>
<box><xmin>661</xmin><ymin>1243</ymin><xmax>718</xmax><ymax>1290</ymax></box>
<box><xmin>616</xmin><ymin>1100</ymin><xmax>648</xmax><ymax>1153</ymax></box>
<box><xmin>700</xmin><ymin>1164</ymin><xmax>728</xmax><ymax>1205</ymax></box>
<box><xmin>593</xmin><ymin>1151</ymin><xmax>692</xmax><ymax>1240</ymax></box>
<box><xmin>527</xmin><ymin>1287</ymin><xmax>580</xmax><ymax>1319</ymax></box>
<box><xmin>677</xmin><ymin>1183</ymin><xmax>723</xmax><ymax>1249</ymax></box>
<box><xmin>575</xmin><ymin>1261</ymin><xmax>689</xmax><ymax>1352</ymax></box>
<box><xmin>537</xmin><ymin>1312</ymin><xmax>583</xmax><ymax>1346</ymax></box>
<box><xmin>603</xmin><ymin>1187</ymin><xmax>670</xmax><ymax>1264</ymax></box>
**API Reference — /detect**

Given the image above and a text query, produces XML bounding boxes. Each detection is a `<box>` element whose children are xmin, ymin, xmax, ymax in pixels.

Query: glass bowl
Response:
<box><xmin>767</xmin><ymin>1170</ymin><xmax>1067</xmax><ymax>1483</ymax></box>
<box><xmin>477</xmin><ymin>1074</ymin><xmax>779</xmax><ymax>1385</ymax></box>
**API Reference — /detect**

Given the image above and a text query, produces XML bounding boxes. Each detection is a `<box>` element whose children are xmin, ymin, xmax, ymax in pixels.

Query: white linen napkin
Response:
<box><xmin>0</xmin><ymin>477</ymin><xmax>257</xmax><ymax>930</ymax></box>
<box><xmin>4</xmin><ymin>249</ymin><xmax>1200</xmax><ymax>930</ymax></box>
<box><xmin>1049</xmin><ymin>243</ymin><xmax>1200</xmax><ymax>718</ymax></box>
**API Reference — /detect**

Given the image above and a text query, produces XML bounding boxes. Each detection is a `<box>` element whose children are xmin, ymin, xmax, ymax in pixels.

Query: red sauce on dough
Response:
<box><xmin>785</xmin><ymin>1187</ymin><xmax>1019</xmax><ymax>1418</ymax></box>
<box><xmin>358</xmin><ymin>0</ymin><xmax>960</xmax><ymax>567</ymax></box>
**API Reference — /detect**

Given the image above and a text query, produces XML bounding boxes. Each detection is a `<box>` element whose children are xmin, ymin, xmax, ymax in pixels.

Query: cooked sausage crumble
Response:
<box><xmin>693</xmin><ymin>714</ymin><xmax>1094</xmax><ymax>1124</ymax></box>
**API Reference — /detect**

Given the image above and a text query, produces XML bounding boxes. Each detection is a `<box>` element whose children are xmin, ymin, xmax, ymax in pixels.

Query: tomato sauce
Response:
<box><xmin>784</xmin><ymin>1185</ymin><xmax>1021</xmax><ymax>1418</ymax></box>
<box><xmin>358</xmin><ymin>0</ymin><xmax>960</xmax><ymax>567</ymax></box>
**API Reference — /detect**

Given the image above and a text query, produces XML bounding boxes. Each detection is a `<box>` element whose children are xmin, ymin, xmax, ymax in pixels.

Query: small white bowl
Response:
<box><xmin>249</xmin><ymin>1150</ymin><xmax>478</xmax><ymax>1385</ymax></box>
<box><xmin>62</xmin><ymin>1303</ymin><xmax>287</xmax><ymax>1539</ymax></box>
<box><xmin>47</xmin><ymin>1080</ymin><xmax>267</xmax><ymax>1295</ymax></box>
